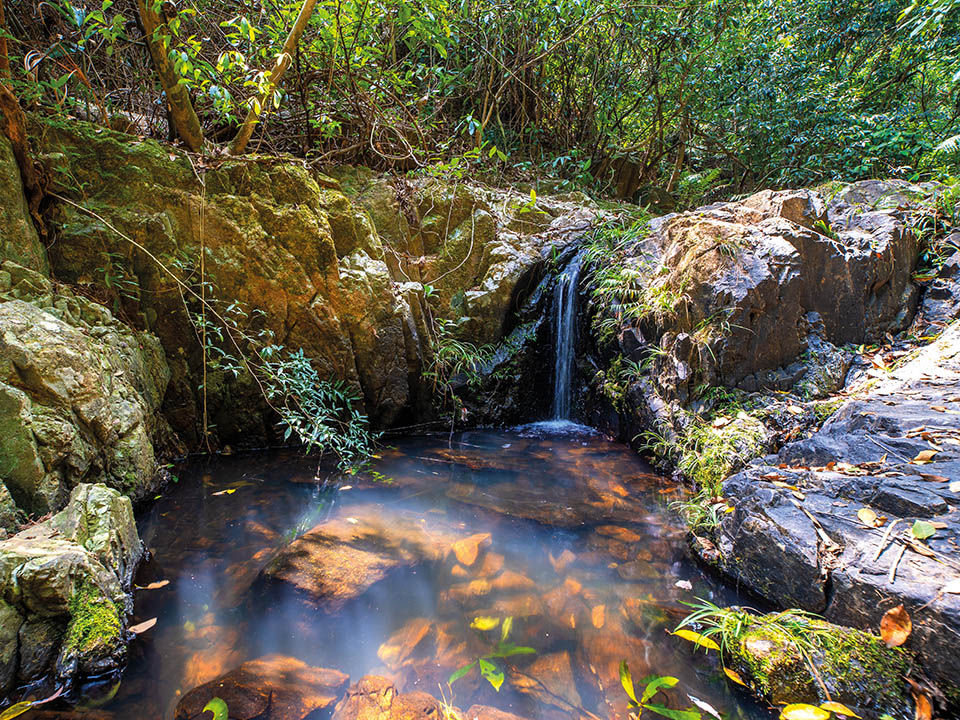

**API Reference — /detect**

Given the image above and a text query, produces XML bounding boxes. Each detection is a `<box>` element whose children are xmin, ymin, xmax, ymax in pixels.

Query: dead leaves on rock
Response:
<box><xmin>857</xmin><ymin>507</ymin><xmax>885</xmax><ymax>528</ymax></box>
<box><xmin>880</xmin><ymin>604</ymin><xmax>912</xmax><ymax>647</ymax></box>
<box><xmin>907</xmin><ymin>678</ymin><xmax>933</xmax><ymax>720</ymax></box>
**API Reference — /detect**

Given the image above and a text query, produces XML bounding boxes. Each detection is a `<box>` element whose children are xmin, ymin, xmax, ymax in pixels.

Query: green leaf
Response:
<box><xmin>619</xmin><ymin>660</ymin><xmax>638</xmax><ymax>704</ymax></box>
<box><xmin>641</xmin><ymin>675</ymin><xmax>679</xmax><ymax>704</ymax></box>
<box><xmin>500</xmin><ymin>616</ymin><xmax>513</xmax><ymax>642</ymax></box>
<box><xmin>447</xmin><ymin>660</ymin><xmax>476</xmax><ymax>686</ymax></box>
<box><xmin>202</xmin><ymin>697</ymin><xmax>229</xmax><ymax>720</ymax></box>
<box><xmin>642</xmin><ymin>704</ymin><xmax>701</xmax><ymax>720</ymax></box>
<box><xmin>479</xmin><ymin>658</ymin><xmax>504</xmax><ymax>692</ymax></box>
<box><xmin>911</xmin><ymin>520</ymin><xmax>936</xmax><ymax>540</ymax></box>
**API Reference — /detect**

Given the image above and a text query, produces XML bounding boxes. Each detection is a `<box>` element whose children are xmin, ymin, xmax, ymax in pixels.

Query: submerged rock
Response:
<box><xmin>331</xmin><ymin>676</ymin><xmax>441</xmax><ymax>720</ymax></box>
<box><xmin>175</xmin><ymin>654</ymin><xmax>349</xmax><ymax>720</ymax></box>
<box><xmin>0</xmin><ymin>484</ymin><xmax>143</xmax><ymax>695</ymax></box>
<box><xmin>262</xmin><ymin>506</ymin><xmax>463</xmax><ymax>609</ymax></box>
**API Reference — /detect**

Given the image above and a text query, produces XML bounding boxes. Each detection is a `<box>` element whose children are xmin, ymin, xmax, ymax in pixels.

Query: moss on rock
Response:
<box><xmin>728</xmin><ymin>615</ymin><xmax>913</xmax><ymax>720</ymax></box>
<box><xmin>63</xmin><ymin>581</ymin><xmax>122</xmax><ymax>658</ymax></box>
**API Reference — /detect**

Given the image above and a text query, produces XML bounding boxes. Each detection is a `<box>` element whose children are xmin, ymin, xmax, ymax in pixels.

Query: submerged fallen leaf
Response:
<box><xmin>129</xmin><ymin>617</ymin><xmax>158</xmax><ymax>635</ymax></box>
<box><xmin>672</xmin><ymin>629</ymin><xmax>720</xmax><ymax>651</ymax></box>
<box><xmin>591</xmin><ymin>605</ymin><xmax>605</xmax><ymax>628</ymax></box>
<box><xmin>880</xmin><ymin>604</ymin><xmax>912</xmax><ymax>647</ymax></box>
<box><xmin>780</xmin><ymin>703</ymin><xmax>831</xmax><ymax>720</ymax></box>
<box><xmin>820</xmin><ymin>701</ymin><xmax>861</xmax><ymax>718</ymax></box>
<box><xmin>470</xmin><ymin>616</ymin><xmax>500</xmax><ymax>631</ymax></box>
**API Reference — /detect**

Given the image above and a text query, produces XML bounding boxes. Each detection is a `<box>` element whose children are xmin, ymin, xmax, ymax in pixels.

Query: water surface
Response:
<box><xmin>93</xmin><ymin>426</ymin><xmax>769</xmax><ymax>719</ymax></box>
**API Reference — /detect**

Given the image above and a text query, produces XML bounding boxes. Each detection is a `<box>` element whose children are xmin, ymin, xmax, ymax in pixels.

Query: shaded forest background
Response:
<box><xmin>2</xmin><ymin>0</ymin><xmax>959</xmax><ymax>203</ymax></box>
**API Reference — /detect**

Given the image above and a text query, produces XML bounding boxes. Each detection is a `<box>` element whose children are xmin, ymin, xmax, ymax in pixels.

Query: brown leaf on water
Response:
<box><xmin>129</xmin><ymin>617</ymin><xmax>158</xmax><ymax>635</ymax></box>
<box><xmin>142</xmin><ymin>580</ymin><xmax>170</xmax><ymax>590</ymax></box>
<box><xmin>907</xmin><ymin>679</ymin><xmax>932</xmax><ymax>720</ymax></box>
<box><xmin>723</xmin><ymin>667</ymin><xmax>747</xmax><ymax>686</ymax></box>
<box><xmin>880</xmin><ymin>605</ymin><xmax>911</xmax><ymax>647</ymax></box>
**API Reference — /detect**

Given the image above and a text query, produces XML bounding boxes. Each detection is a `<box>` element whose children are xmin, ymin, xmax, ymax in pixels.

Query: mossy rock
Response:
<box><xmin>729</xmin><ymin>617</ymin><xmax>914</xmax><ymax>720</ymax></box>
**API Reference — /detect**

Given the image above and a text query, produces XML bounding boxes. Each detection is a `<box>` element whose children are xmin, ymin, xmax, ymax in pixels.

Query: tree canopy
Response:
<box><xmin>3</xmin><ymin>0</ymin><xmax>959</xmax><ymax>199</ymax></box>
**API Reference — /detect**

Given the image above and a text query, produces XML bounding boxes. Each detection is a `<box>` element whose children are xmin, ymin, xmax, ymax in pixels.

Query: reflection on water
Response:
<box><xmin>91</xmin><ymin>427</ymin><xmax>769</xmax><ymax>719</ymax></box>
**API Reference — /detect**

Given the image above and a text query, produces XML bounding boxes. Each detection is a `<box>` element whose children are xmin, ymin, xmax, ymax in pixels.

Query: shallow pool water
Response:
<box><xmin>87</xmin><ymin>425</ymin><xmax>770</xmax><ymax>720</ymax></box>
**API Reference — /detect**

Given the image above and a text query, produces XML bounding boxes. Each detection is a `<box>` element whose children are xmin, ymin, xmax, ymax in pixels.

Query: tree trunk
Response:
<box><xmin>228</xmin><ymin>0</ymin><xmax>319</xmax><ymax>155</ymax></box>
<box><xmin>135</xmin><ymin>0</ymin><xmax>203</xmax><ymax>152</ymax></box>
<box><xmin>0</xmin><ymin>1</ymin><xmax>44</xmax><ymax>234</ymax></box>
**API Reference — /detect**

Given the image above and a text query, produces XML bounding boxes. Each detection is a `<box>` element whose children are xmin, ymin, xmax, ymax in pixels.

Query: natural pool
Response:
<box><xmin>76</xmin><ymin>423</ymin><xmax>770</xmax><ymax>720</ymax></box>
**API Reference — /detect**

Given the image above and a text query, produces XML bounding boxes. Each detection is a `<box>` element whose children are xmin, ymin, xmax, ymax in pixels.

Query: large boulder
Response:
<box><xmin>0</xmin><ymin>483</ymin><xmax>144</xmax><ymax>695</ymax></box>
<box><xmin>0</xmin><ymin>268</ymin><xmax>171</xmax><ymax>514</ymax></box>
<box><xmin>38</xmin><ymin>121</ymin><xmax>597</xmax><ymax>445</ymax></box>
<box><xmin>588</xmin><ymin>184</ymin><xmax>922</xmax><ymax>418</ymax></box>
<box><xmin>703</xmin><ymin>321</ymin><xmax>960</xmax><ymax>700</ymax></box>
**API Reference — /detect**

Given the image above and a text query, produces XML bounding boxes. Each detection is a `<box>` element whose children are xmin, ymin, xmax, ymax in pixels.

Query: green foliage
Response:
<box><xmin>448</xmin><ymin>616</ymin><xmax>536</xmax><ymax>693</ymax></box>
<box><xmin>169</xmin><ymin>254</ymin><xmax>376</xmax><ymax>470</ymax></box>
<box><xmin>11</xmin><ymin>0</ymin><xmax>956</xmax><ymax>190</ymax></box>
<box><xmin>202</xmin><ymin>698</ymin><xmax>229</xmax><ymax>720</ymax></box>
<box><xmin>618</xmin><ymin>661</ymin><xmax>702</xmax><ymax>720</ymax></box>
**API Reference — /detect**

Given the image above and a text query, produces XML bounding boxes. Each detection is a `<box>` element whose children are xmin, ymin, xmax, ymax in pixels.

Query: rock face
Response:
<box><xmin>705</xmin><ymin>322</ymin><xmax>960</xmax><ymax>697</ymax></box>
<box><xmin>175</xmin><ymin>654</ymin><xmax>349</xmax><ymax>720</ymax></box>
<box><xmin>0</xmin><ymin>483</ymin><xmax>143</xmax><ymax>695</ymax></box>
<box><xmin>615</xmin><ymin>185</ymin><xmax>918</xmax><ymax>405</ymax></box>
<box><xmin>38</xmin><ymin>119</ymin><xmax>597</xmax><ymax>445</ymax></box>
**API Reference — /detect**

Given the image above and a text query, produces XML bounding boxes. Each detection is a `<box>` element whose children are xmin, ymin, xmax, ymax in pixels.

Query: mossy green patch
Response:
<box><xmin>64</xmin><ymin>582</ymin><xmax>122</xmax><ymax>657</ymax></box>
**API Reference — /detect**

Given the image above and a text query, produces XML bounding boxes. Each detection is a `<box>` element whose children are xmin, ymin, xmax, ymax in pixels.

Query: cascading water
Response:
<box><xmin>552</xmin><ymin>251</ymin><xmax>585</xmax><ymax>419</ymax></box>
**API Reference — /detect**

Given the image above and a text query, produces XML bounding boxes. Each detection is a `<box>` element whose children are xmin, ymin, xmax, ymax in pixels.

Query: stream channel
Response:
<box><xmin>82</xmin><ymin>423</ymin><xmax>772</xmax><ymax>720</ymax></box>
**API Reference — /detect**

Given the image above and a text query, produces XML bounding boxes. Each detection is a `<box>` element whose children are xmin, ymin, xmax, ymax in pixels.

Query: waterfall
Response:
<box><xmin>552</xmin><ymin>251</ymin><xmax>585</xmax><ymax>420</ymax></box>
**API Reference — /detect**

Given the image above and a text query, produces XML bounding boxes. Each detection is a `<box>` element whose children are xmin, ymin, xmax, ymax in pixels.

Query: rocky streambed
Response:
<box><xmin>40</xmin><ymin>427</ymin><xmax>766</xmax><ymax>720</ymax></box>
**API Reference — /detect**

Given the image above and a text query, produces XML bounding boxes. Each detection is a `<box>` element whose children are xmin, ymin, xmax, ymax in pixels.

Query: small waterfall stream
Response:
<box><xmin>552</xmin><ymin>251</ymin><xmax>585</xmax><ymax>419</ymax></box>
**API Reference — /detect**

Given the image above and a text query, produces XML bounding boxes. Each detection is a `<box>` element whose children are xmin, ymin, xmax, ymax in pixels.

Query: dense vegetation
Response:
<box><xmin>2</xmin><ymin>0</ymin><xmax>959</xmax><ymax>201</ymax></box>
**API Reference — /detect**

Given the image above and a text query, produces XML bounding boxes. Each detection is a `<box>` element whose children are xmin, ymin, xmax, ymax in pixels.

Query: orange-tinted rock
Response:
<box><xmin>464</xmin><ymin>706</ymin><xmax>529</xmax><ymax>720</ymax></box>
<box><xmin>475</xmin><ymin>552</ymin><xmax>505</xmax><ymax>578</ymax></box>
<box><xmin>331</xmin><ymin>676</ymin><xmax>442</xmax><ymax>720</ymax></box>
<box><xmin>378</xmin><ymin>619</ymin><xmax>433</xmax><ymax>667</ymax></box>
<box><xmin>510</xmin><ymin>651</ymin><xmax>581</xmax><ymax>709</ymax></box>
<box><xmin>175</xmin><ymin>654</ymin><xmax>348</xmax><ymax>720</ymax></box>
<box><xmin>452</xmin><ymin>534</ymin><xmax>492</xmax><ymax>566</ymax></box>
<box><xmin>596</xmin><ymin>526</ymin><xmax>642</xmax><ymax>543</ymax></box>
<box><xmin>490</xmin><ymin>570</ymin><xmax>535</xmax><ymax>593</ymax></box>
<box><xmin>263</xmin><ymin>507</ymin><xmax>462</xmax><ymax>609</ymax></box>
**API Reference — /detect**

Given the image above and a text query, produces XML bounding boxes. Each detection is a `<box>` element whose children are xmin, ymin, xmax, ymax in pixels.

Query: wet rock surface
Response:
<box><xmin>175</xmin><ymin>654</ymin><xmax>349</xmax><ymax>720</ymax></box>
<box><xmin>39</xmin><ymin>118</ymin><xmax>598</xmax><ymax>444</ymax></box>
<box><xmin>331</xmin><ymin>676</ymin><xmax>442</xmax><ymax>720</ymax></box>
<box><xmin>0</xmin><ymin>484</ymin><xmax>143</xmax><ymax>695</ymax></box>
<box><xmin>704</xmin><ymin>322</ymin><xmax>960</xmax><ymax>696</ymax></box>
<box><xmin>262</xmin><ymin>505</ymin><xmax>464</xmax><ymax>610</ymax></box>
